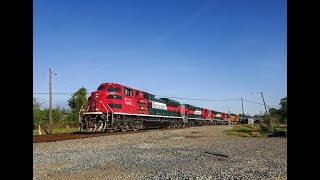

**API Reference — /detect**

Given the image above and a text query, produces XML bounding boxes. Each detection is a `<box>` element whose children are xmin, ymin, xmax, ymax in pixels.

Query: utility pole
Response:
<box><xmin>49</xmin><ymin>68</ymin><xmax>52</xmax><ymax>134</ymax></box>
<box><xmin>241</xmin><ymin>97</ymin><xmax>246</xmax><ymax>123</ymax></box>
<box><xmin>251</xmin><ymin>91</ymin><xmax>268</xmax><ymax>115</ymax></box>
<box><xmin>241</xmin><ymin>97</ymin><xmax>245</xmax><ymax>117</ymax></box>
<box><xmin>228</xmin><ymin>108</ymin><xmax>231</xmax><ymax>125</ymax></box>
<box><xmin>260</xmin><ymin>92</ymin><xmax>268</xmax><ymax>114</ymax></box>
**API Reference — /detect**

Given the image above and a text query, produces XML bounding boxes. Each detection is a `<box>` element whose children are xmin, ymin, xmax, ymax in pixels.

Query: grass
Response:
<box><xmin>33</xmin><ymin>127</ymin><xmax>79</xmax><ymax>135</ymax></box>
<box><xmin>33</xmin><ymin>121</ymin><xmax>80</xmax><ymax>135</ymax></box>
<box><xmin>225</xmin><ymin>123</ymin><xmax>287</xmax><ymax>137</ymax></box>
<box><xmin>225</xmin><ymin>124</ymin><xmax>264</xmax><ymax>137</ymax></box>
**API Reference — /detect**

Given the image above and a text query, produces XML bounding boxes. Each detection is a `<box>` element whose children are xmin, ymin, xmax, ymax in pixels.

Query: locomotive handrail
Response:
<box><xmin>99</xmin><ymin>100</ymin><xmax>108</xmax><ymax>118</ymax></box>
<box><xmin>99</xmin><ymin>101</ymin><xmax>114</xmax><ymax>125</ymax></box>
<box><xmin>98</xmin><ymin>101</ymin><xmax>109</xmax><ymax>131</ymax></box>
<box><xmin>79</xmin><ymin>103</ymin><xmax>85</xmax><ymax>124</ymax></box>
<box><xmin>106</xmin><ymin>103</ymin><xmax>114</xmax><ymax>125</ymax></box>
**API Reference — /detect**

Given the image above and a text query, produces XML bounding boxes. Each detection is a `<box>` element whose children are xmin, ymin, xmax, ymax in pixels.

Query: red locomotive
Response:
<box><xmin>80</xmin><ymin>82</ymin><xmax>237</xmax><ymax>132</ymax></box>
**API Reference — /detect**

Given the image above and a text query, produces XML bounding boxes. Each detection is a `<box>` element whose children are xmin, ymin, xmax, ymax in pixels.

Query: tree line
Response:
<box><xmin>268</xmin><ymin>97</ymin><xmax>287</xmax><ymax>124</ymax></box>
<box><xmin>33</xmin><ymin>87</ymin><xmax>87</xmax><ymax>129</ymax></box>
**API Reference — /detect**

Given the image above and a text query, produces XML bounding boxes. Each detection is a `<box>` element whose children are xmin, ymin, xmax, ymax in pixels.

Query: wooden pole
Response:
<box><xmin>49</xmin><ymin>68</ymin><xmax>52</xmax><ymax>134</ymax></box>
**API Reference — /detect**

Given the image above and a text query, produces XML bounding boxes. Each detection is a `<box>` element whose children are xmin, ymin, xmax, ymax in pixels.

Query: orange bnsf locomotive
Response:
<box><xmin>79</xmin><ymin>83</ymin><xmax>238</xmax><ymax>132</ymax></box>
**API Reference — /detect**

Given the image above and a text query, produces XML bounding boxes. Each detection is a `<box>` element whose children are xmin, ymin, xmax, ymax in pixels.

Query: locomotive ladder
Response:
<box><xmin>99</xmin><ymin>101</ymin><xmax>114</xmax><ymax>131</ymax></box>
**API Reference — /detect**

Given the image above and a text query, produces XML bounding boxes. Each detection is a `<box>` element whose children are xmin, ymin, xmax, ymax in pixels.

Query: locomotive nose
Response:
<box><xmin>90</xmin><ymin>90</ymin><xmax>108</xmax><ymax>112</ymax></box>
<box><xmin>88</xmin><ymin>91</ymin><xmax>101</xmax><ymax>111</ymax></box>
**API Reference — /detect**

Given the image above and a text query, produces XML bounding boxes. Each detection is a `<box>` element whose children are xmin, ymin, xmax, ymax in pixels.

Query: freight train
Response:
<box><xmin>79</xmin><ymin>83</ymin><xmax>239</xmax><ymax>132</ymax></box>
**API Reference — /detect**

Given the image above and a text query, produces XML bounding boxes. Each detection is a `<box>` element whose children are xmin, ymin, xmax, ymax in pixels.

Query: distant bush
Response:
<box><xmin>226</xmin><ymin>115</ymin><xmax>287</xmax><ymax>137</ymax></box>
<box><xmin>225</xmin><ymin>124</ymin><xmax>263</xmax><ymax>137</ymax></box>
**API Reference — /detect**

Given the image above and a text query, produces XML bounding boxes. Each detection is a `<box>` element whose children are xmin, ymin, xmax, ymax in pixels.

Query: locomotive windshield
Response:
<box><xmin>97</xmin><ymin>85</ymin><xmax>105</xmax><ymax>90</ymax></box>
<box><xmin>107</xmin><ymin>87</ymin><xmax>120</xmax><ymax>93</ymax></box>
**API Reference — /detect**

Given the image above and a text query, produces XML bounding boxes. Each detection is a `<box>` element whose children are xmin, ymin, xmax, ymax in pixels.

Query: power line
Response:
<box><xmin>243</xmin><ymin>99</ymin><xmax>280</xmax><ymax>108</ymax></box>
<box><xmin>264</xmin><ymin>94</ymin><xmax>282</xmax><ymax>102</ymax></box>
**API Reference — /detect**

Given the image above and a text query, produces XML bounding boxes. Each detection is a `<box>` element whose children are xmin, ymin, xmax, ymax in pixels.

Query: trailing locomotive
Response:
<box><xmin>79</xmin><ymin>82</ymin><xmax>238</xmax><ymax>132</ymax></box>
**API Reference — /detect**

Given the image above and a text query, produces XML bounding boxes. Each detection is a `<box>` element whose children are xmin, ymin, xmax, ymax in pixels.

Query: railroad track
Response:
<box><xmin>33</xmin><ymin>127</ymin><xmax>189</xmax><ymax>143</ymax></box>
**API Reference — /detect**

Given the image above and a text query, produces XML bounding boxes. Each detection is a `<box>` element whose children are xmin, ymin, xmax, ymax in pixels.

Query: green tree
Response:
<box><xmin>267</xmin><ymin>97</ymin><xmax>287</xmax><ymax>123</ymax></box>
<box><xmin>268</xmin><ymin>108</ymin><xmax>280</xmax><ymax>119</ymax></box>
<box><xmin>33</xmin><ymin>97</ymin><xmax>43</xmax><ymax>128</ymax></box>
<box><xmin>67</xmin><ymin>87</ymin><xmax>88</xmax><ymax>122</ymax></box>
<box><xmin>260</xmin><ymin>96</ymin><xmax>287</xmax><ymax>133</ymax></box>
<box><xmin>52</xmin><ymin>105</ymin><xmax>67</xmax><ymax>123</ymax></box>
<box><xmin>278</xmin><ymin>97</ymin><xmax>287</xmax><ymax>123</ymax></box>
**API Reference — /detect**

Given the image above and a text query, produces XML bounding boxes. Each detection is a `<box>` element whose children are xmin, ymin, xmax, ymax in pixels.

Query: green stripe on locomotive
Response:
<box><xmin>148</xmin><ymin>108</ymin><xmax>181</xmax><ymax>117</ymax></box>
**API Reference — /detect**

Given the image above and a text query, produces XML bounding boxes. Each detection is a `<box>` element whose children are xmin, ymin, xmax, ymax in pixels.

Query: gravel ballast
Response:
<box><xmin>33</xmin><ymin>125</ymin><xmax>287</xmax><ymax>180</ymax></box>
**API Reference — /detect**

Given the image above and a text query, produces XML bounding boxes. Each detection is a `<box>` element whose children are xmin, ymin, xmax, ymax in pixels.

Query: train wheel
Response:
<box><xmin>132</xmin><ymin>125</ymin><xmax>138</xmax><ymax>131</ymax></box>
<box><xmin>121</xmin><ymin>124</ymin><xmax>129</xmax><ymax>132</ymax></box>
<box><xmin>174</xmin><ymin>123</ymin><xmax>179</xmax><ymax>128</ymax></box>
<box><xmin>120</xmin><ymin>127</ymin><xmax>127</xmax><ymax>132</ymax></box>
<box><xmin>97</xmin><ymin>123</ymin><xmax>104</xmax><ymax>132</ymax></box>
<box><xmin>92</xmin><ymin>124</ymin><xmax>98</xmax><ymax>132</ymax></box>
<box><xmin>171</xmin><ymin>123</ymin><xmax>176</xmax><ymax>128</ymax></box>
<box><xmin>139</xmin><ymin>123</ymin><xmax>144</xmax><ymax>130</ymax></box>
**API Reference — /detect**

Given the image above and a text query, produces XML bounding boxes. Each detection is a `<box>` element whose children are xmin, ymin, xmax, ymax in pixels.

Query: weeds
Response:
<box><xmin>225</xmin><ymin>116</ymin><xmax>287</xmax><ymax>137</ymax></box>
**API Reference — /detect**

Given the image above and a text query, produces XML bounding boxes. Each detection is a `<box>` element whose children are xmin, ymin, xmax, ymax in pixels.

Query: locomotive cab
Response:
<box><xmin>87</xmin><ymin>83</ymin><xmax>122</xmax><ymax>113</ymax></box>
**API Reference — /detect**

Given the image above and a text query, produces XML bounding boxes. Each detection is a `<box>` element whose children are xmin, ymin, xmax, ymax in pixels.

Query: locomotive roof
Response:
<box><xmin>160</xmin><ymin>98</ymin><xmax>180</xmax><ymax>105</ymax></box>
<box><xmin>101</xmin><ymin>82</ymin><xmax>134</xmax><ymax>89</ymax></box>
<box><xmin>182</xmin><ymin>104</ymin><xmax>202</xmax><ymax>110</ymax></box>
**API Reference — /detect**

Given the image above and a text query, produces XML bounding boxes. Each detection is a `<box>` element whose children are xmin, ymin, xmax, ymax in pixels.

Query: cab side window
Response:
<box><xmin>124</xmin><ymin>88</ymin><xmax>133</xmax><ymax>96</ymax></box>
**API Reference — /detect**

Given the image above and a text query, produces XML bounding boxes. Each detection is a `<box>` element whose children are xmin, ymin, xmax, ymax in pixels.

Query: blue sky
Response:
<box><xmin>33</xmin><ymin>0</ymin><xmax>287</xmax><ymax>115</ymax></box>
